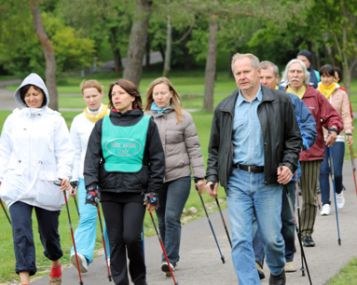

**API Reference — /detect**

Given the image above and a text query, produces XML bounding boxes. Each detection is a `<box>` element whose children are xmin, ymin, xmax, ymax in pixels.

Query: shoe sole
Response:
<box><xmin>71</xmin><ymin>255</ymin><xmax>88</xmax><ymax>273</ymax></box>
<box><xmin>161</xmin><ymin>263</ymin><xmax>174</xmax><ymax>273</ymax></box>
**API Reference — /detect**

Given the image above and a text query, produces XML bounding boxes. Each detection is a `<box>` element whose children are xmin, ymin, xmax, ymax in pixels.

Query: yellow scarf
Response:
<box><xmin>317</xmin><ymin>82</ymin><xmax>339</xmax><ymax>99</ymax></box>
<box><xmin>84</xmin><ymin>104</ymin><xmax>109</xmax><ymax>123</ymax></box>
<box><xmin>286</xmin><ymin>85</ymin><xmax>306</xmax><ymax>99</ymax></box>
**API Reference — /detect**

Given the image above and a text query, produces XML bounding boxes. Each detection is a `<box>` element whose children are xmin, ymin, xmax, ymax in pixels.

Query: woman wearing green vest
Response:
<box><xmin>145</xmin><ymin>77</ymin><xmax>206</xmax><ymax>275</ymax></box>
<box><xmin>84</xmin><ymin>79</ymin><xmax>165</xmax><ymax>285</ymax></box>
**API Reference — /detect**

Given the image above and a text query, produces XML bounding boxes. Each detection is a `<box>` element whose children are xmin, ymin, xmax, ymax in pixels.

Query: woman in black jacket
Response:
<box><xmin>84</xmin><ymin>79</ymin><xmax>165</xmax><ymax>285</ymax></box>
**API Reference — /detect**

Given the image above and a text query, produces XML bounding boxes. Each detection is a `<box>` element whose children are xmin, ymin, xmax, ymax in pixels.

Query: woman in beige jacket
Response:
<box><xmin>318</xmin><ymin>64</ymin><xmax>353</xmax><ymax>216</ymax></box>
<box><xmin>145</xmin><ymin>77</ymin><xmax>205</xmax><ymax>274</ymax></box>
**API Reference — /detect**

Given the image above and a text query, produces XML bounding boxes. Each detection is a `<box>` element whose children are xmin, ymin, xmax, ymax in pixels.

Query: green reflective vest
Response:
<box><xmin>101</xmin><ymin>115</ymin><xmax>150</xmax><ymax>172</ymax></box>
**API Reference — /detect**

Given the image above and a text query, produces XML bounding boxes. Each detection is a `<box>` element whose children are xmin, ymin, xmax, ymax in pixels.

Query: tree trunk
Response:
<box><xmin>123</xmin><ymin>0</ymin><xmax>152</xmax><ymax>86</ymax></box>
<box><xmin>29</xmin><ymin>1</ymin><xmax>58</xmax><ymax>110</ymax></box>
<box><xmin>109</xmin><ymin>27</ymin><xmax>122</xmax><ymax>73</ymax></box>
<box><xmin>163</xmin><ymin>15</ymin><xmax>172</xmax><ymax>77</ymax></box>
<box><xmin>203</xmin><ymin>14</ymin><xmax>218</xmax><ymax>112</ymax></box>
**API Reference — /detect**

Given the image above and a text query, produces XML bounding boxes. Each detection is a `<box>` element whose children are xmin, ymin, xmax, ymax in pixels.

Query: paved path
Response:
<box><xmin>29</xmin><ymin>163</ymin><xmax>357</xmax><ymax>285</ymax></box>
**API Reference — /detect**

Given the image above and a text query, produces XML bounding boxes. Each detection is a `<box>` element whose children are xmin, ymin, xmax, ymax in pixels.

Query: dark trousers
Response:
<box><xmin>9</xmin><ymin>201</ymin><xmax>63</xmax><ymax>275</ymax></box>
<box><xmin>102</xmin><ymin>200</ymin><xmax>146</xmax><ymax>285</ymax></box>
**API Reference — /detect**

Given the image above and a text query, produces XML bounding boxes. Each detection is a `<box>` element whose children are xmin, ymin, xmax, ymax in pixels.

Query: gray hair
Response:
<box><xmin>231</xmin><ymin>53</ymin><xmax>260</xmax><ymax>72</ymax></box>
<box><xmin>282</xmin><ymin>59</ymin><xmax>310</xmax><ymax>85</ymax></box>
<box><xmin>259</xmin><ymin>60</ymin><xmax>279</xmax><ymax>78</ymax></box>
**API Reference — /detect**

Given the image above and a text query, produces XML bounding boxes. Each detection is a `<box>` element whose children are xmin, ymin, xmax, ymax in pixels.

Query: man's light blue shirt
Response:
<box><xmin>232</xmin><ymin>87</ymin><xmax>264</xmax><ymax>166</ymax></box>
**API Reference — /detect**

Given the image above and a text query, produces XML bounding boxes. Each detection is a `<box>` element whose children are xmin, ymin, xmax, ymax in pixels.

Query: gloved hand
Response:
<box><xmin>85</xmin><ymin>185</ymin><xmax>100</xmax><ymax>206</ymax></box>
<box><xmin>69</xmin><ymin>181</ymin><xmax>78</xmax><ymax>196</ymax></box>
<box><xmin>144</xmin><ymin>192</ymin><xmax>159</xmax><ymax>208</ymax></box>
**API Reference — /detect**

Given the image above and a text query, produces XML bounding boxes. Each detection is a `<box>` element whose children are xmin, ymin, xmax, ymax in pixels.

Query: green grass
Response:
<box><xmin>0</xmin><ymin>72</ymin><xmax>357</xmax><ymax>282</ymax></box>
<box><xmin>327</xmin><ymin>258</ymin><xmax>357</xmax><ymax>284</ymax></box>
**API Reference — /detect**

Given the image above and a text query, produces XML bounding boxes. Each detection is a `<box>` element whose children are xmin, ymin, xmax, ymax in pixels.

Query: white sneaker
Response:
<box><xmin>336</xmin><ymin>192</ymin><xmax>345</xmax><ymax>209</ymax></box>
<box><xmin>71</xmin><ymin>253</ymin><xmax>88</xmax><ymax>273</ymax></box>
<box><xmin>320</xmin><ymin>204</ymin><xmax>331</xmax><ymax>216</ymax></box>
<box><xmin>285</xmin><ymin>261</ymin><xmax>297</xmax><ymax>273</ymax></box>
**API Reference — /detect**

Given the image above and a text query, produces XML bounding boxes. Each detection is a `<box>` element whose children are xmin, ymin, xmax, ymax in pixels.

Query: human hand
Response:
<box><xmin>69</xmin><ymin>181</ymin><xmax>78</xmax><ymax>196</ymax></box>
<box><xmin>144</xmin><ymin>192</ymin><xmax>159</xmax><ymax>212</ymax></box>
<box><xmin>325</xmin><ymin>131</ymin><xmax>337</xmax><ymax>147</ymax></box>
<box><xmin>206</xmin><ymin>182</ymin><xmax>218</xmax><ymax>197</ymax></box>
<box><xmin>54</xmin><ymin>178</ymin><xmax>71</xmax><ymax>192</ymax></box>
<box><xmin>195</xmin><ymin>179</ymin><xmax>206</xmax><ymax>194</ymax></box>
<box><xmin>277</xmin><ymin>166</ymin><xmax>293</xmax><ymax>185</ymax></box>
<box><xmin>85</xmin><ymin>185</ymin><xmax>100</xmax><ymax>206</ymax></box>
<box><xmin>346</xmin><ymin>134</ymin><xmax>353</xmax><ymax>145</ymax></box>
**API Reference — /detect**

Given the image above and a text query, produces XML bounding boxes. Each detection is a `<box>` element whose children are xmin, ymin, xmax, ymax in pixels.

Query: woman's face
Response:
<box><xmin>321</xmin><ymin>74</ymin><xmax>335</xmax><ymax>86</ymax></box>
<box><xmin>24</xmin><ymin>86</ymin><xmax>44</xmax><ymax>108</ymax></box>
<box><xmin>83</xmin><ymin>87</ymin><xmax>103</xmax><ymax>110</ymax></box>
<box><xmin>111</xmin><ymin>84</ymin><xmax>134</xmax><ymax>113</ymax></box>
<box><xmin>152</xmin><ymin>83</ymin><xmax>172</xmax><ymax>108</ymax></box>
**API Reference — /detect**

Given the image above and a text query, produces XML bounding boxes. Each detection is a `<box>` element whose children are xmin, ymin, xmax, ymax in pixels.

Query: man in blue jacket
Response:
<box><xmin>253</xmin><ymin>60</ymin><xmax>316</xmax><ymax>279</ymax></box>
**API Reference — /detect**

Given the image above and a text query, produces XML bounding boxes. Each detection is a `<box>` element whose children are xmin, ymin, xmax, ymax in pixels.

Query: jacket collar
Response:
<box><xmin>218</xmin><ymin>85</ymin><xmax>275</xmax><ymax>114</ymax></box>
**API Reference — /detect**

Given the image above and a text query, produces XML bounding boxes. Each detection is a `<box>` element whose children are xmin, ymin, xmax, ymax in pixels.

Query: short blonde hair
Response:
<box><xmin>231</xmin><ymin>53</ymin><xmax>260</xmax><ymax>72</ymax></box>
<box><xmin>80</xmin><ymin>79</ymin><xmax>103</xmax><ymax>94</ymax></box>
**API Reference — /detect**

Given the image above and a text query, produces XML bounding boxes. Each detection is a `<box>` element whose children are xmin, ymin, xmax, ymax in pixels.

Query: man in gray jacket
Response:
<box><xmin>206</xmin><ymin>53</ymin><xmax>302</xmax><ymax>285</ymax></box>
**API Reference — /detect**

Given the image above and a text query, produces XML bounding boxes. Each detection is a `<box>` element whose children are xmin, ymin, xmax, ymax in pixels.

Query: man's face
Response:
<box><xmin>259</xmin><ymin>67</ymin><xmax>279</xmax><ymax>89</ymax></box>
<box><xmin>287</xmin><ymin>62</ymin><xmax>305</xmax><ymax>89</ymax></box>
<box><xmin>297</xmin><ymin>55</ymin><xmax>311</xmax><ymax>69</ymax></box>
<box><xmin>232</xmin><ymin>57</ymin><xmax>260</xmax><ymax>92</ymax></box>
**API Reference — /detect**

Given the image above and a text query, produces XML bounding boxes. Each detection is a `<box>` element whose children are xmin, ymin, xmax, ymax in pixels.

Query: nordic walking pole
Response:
<box><xmin>286</xmin><ymin>186</ymin><xmax>312</xmax><ymax>285</ymax></box>
<box><xmin>295</xmin><ymin>181</ymin><xmax>305</xmax><ymax>276</ymax></box>
<box><xmin>55</xmin><ymin>179</ymin><xmax>84</xmax><ymax>285</ymax></box>
<box><xmin>0</xmin><ymin>198</ymin><xmax>11</xmax><ymax>225</ymax></box>
<box><xmin>214</xmin><ymin>195</ymin><xmax>232</xmax><ymax>248</ymax></box>
<box><xmin>149</xmin><ymin>211</ymin><xmax>178</xmax><ymax>285</ymax></box>
<box><xmin>96</xmin><ymin>203</ymin><xmax>112</xmax><ymax>282</ymax></box>
<box><xmin>327</xmin><ymin>148</ymin><xmax>342</xmax><ymax>246</ymax></box>
<box><xmin>70</xmin><ymin>181</ymin><xmax>80</xmax><ymax>217</ymax></box>
<box><xmin>196</xmin><ymin>186</ymin><xmax>225</xmax><ymax>264</ymax></box>
<box><xmin>348</xmin><ymin>143</ymin><xmax>357</xmax><ymax>196</ymax></box>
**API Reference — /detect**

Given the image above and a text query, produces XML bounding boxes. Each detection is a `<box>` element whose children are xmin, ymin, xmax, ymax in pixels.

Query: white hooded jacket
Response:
<box><xmin>0</xmin><ymin>73</ymin><xmax>73</xmax><ymax>211</ymax></box>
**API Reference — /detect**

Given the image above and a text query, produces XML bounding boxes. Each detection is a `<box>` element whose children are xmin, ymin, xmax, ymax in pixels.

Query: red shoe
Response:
<box><xmin>49</xmin><ymin>264</ymin><xmax>62</xmax><ymax>285</ymax></box>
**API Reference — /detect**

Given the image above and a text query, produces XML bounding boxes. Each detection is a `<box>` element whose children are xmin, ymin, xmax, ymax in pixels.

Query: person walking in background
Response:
<box><xmin>206</xmin><ymin>53</ymin><xmax>302</xmax><ymax>285</ymax></box>
<box><xmin>282</xmin><ymin>59</ymin><xmax>343</xmax><ymax>247</ymax></box>
<box><xmin>297</xmin><ymin>50</ymin><xmax>320</xmax><ymax>88</ymax></box>
<box><xmin>0</xmin><ymin>73</ymin><xmax>73</xmax><ymax>285</ymax></box>
<box><xmin>145</xmin><ymin>77</ymin><xmax>206</xmax><ymax>274</ymax></box>
<box><xmin>253</xmin><ymin>61</ymin><xmax>316</xmax><ymax>278</ymax></box>
<box><xmin>317</xmin><ymin>64</ymin><xmax>353</xmax><ymax>216</ymax></box>
<box><xmin>69</xmin><ymin>79</ymin><xmax>110</xmax><ymax>272</ymax></box>
<box><xmin>84</xmin><ymin>79</ymin><xmax>165</xmax><ymax>285</ymax></box>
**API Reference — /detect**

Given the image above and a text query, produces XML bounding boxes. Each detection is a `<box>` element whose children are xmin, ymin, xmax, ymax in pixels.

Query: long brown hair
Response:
<box><xmin>145</xmin><ymin>77</ymin><xmax>183</xmax><ymax>122</ymax></box>
<box><xmin>108</xmin><ymin>79</ymin><xmax>142</xmax><ymax>110</ymax></box>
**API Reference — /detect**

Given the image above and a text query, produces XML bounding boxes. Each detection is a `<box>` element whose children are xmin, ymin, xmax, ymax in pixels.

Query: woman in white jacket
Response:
<box><xmin>0</xmin><ymin>73</ymin><xmax>73</xmax><ymax>285</ymax></box>
<box><xmin>69</xmin><ymin>79</ymin><xmax>110</xmax><ymax>273</ymax></box>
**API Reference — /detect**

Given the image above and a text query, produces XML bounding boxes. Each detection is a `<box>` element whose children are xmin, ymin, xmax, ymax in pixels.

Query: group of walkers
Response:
<box><xmin>0</xmin><ymin>49</ymin><xmax>353</xmax><ymax>285</ymax></box>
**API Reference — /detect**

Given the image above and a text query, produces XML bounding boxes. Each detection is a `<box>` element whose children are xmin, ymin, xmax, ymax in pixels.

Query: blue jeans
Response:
<box><xmin>227</xmin><ymin>168</ymin><xmax>285</xmax><ymax>285</ymax></box>
<box><xmin>320</xmin><ymin>143</ymin><xmax>345</xmax><ymax>205</ymax></box>
<box><xmin>156</xmin><ymin>176</ymin><xmax>191</xmax><ymax>265</ymax></box>
<box><xmin>70</xmin><ymin>179</ymin><xmax>110</xmax><ymax>263</ymax></box>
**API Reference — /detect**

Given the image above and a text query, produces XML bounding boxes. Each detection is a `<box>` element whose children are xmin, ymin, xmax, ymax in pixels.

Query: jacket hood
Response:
<box><xmin>14</xmin><ymin>73</ymin><xmax>49</xmax><ymax>108</ymax></box>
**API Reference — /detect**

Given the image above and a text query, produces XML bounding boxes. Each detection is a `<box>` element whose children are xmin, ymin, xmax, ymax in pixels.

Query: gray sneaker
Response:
<box><xmin>71</xmin><ymin>253</ymin><xmax>88</xmax><ymax>273</ymax></box>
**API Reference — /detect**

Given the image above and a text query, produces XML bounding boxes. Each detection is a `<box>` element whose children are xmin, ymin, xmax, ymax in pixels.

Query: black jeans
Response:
<box><xmin>9</xmin><ymin>201</ymin><xmax>63</xmax><ymax>275</ymax></box>
<box><xmin>102</xmin><ymin>199</ymin><xmax>146</xmax><ymax>285</ymax></box>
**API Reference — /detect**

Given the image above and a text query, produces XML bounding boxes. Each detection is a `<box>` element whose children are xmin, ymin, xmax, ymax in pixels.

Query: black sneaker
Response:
<box><xmin>161</xmin><ymin>261</ymin><xmax>175</xmax><ymax>272</ymax></box>
<box><xmin>302</xmin><ymin>235</ymin><xmax>315</xmax><ymax>247</ymax></box>
<box><xmin>269</xmin><ymin>271</ymin><xmax>286</xmax><ymax>285</ymax></box>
